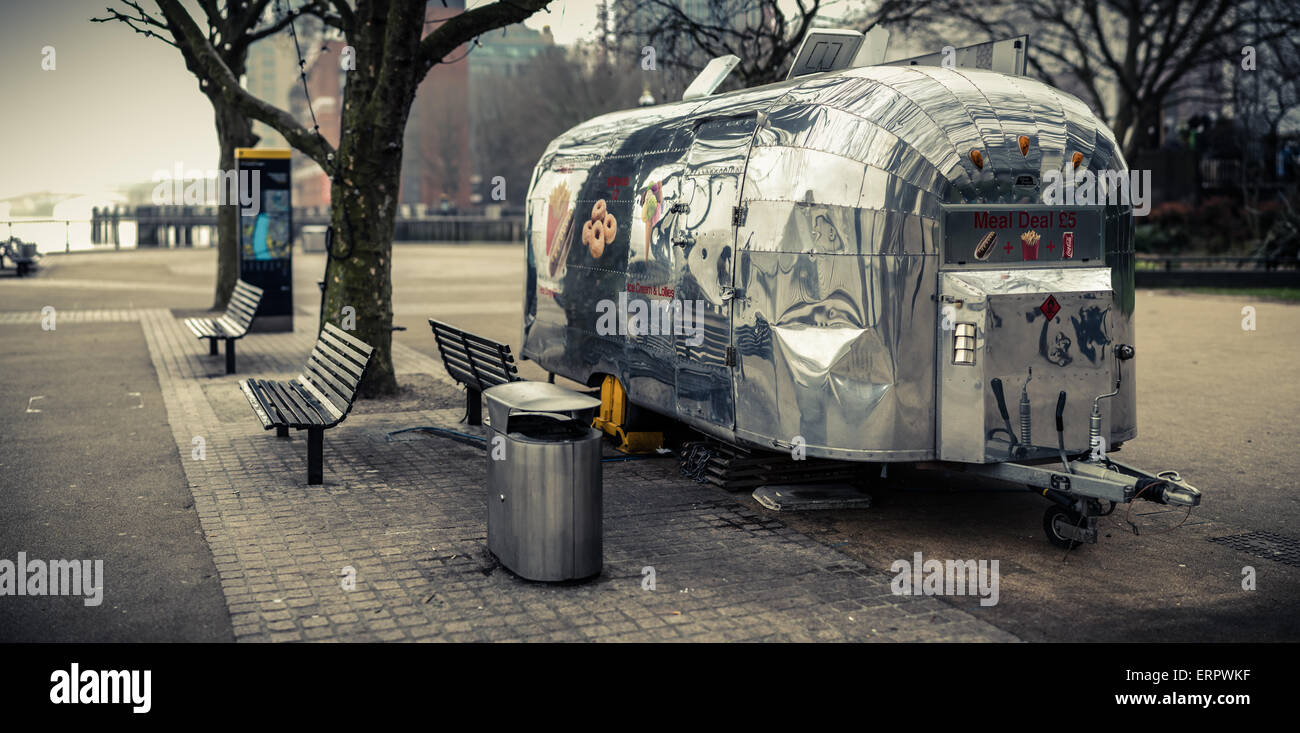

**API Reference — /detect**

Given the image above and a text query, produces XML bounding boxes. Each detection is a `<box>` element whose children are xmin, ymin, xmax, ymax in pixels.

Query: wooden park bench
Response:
<box><xmin>183</xmin><ymin>280</ymin><xmax>264</xmax><ymax>374</ymax></box>
<box><xmin>428</xmin><ymin>319</ymin><xmax>519</xmax><ymax>425</ymax></box>
<box><xmin>1</xmin><ymin>238</ymin><xmax>40</xmax><ymax>277</ymax></box>
<box><xmin>239</xmin><ymin>323</ymin><xmax>374</xmax><ymax>485</ymax></box>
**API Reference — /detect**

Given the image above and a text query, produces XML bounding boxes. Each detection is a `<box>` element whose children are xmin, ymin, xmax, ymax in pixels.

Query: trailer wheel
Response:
<box><xmin>1043</xmin><ymin>505</ymin><xmax>1083</xmax><ymax>549</ymax></box>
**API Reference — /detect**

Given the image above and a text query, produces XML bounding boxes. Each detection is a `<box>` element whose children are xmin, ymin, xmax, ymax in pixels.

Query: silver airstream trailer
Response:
<box><xmin>520</xmin><ymin>32</ymin><xmax>1201</xmax><ymax>547</ymax></box>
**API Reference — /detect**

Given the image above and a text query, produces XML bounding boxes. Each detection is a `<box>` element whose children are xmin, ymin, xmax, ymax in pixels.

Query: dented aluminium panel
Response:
<box><xmin>523</xmin><ymin>64</ymin><xmax>1137</xmax><ymax>462</ymax></box>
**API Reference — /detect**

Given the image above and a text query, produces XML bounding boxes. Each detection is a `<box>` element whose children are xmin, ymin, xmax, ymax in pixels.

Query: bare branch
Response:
<box><xmin>154</xmin><ymin>0</ymin><xmax>336</xmax><ymax>169</ymax></box>
<box><xmin>91</xmin><ymin>2</ymin><xmax>179</xmax><ymax>48</ymax></box>
<box><xmin>417</xmin><ymin>0</ymin><xmax>551</xmax><ymax>71</ymax></box>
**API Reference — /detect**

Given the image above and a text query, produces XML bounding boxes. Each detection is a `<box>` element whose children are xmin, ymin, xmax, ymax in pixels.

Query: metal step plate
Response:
<box><xmin>752</xmin><ymin>483</ymin><xmax>874</xmax><ymax>512</ymax></box>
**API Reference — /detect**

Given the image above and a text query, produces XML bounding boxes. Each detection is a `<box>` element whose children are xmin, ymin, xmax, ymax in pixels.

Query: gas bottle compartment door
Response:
<box><xmin>937</xmin><ymin>268</ymin><xmax>1118</xmax><ymax>464</ymax></box>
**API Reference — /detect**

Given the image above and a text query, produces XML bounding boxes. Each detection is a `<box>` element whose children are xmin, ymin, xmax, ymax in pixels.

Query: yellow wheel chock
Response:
<box><xmin>592</xmin><ymin>376</ymin><xmax>663</xmax><ymax>453</ymax></box>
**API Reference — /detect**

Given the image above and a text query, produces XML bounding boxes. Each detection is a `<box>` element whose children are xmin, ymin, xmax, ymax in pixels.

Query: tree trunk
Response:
<box><xmin>1122</xmin><ymin>100</ymin><xmax>1163</xmax><ymax>163</ymax></box>
<box><xmin>211</xmin><ymin>97</ymin><xmax>257</xmax><ymax>310</ymax></box>
<box><xmin>320</xmin><ymin>149</ymin><xmax>400</xmax><ymax>397</ymax></box>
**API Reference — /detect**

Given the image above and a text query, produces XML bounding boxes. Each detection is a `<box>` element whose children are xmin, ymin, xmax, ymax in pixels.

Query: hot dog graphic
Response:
<box><xmin>974</xmin><ymin>231</ymin><xmax>997</xmax><ymax>260</ymax></box>
<box><xmin>547</xmin><ymin>209</ymin><xmax>575</xmax><ymax>277</ymax></box>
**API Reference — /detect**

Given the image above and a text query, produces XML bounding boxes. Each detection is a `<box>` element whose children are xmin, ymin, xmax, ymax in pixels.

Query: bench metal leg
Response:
<box><xmin>224</xmin><ymin>339</ymin><xmax>236</xmax><ymax>374</ymax></box>
<box><xmin>276</xmin><ymin>426</ymin><xmax>289</xmax><ymax>439</ymax></box>
<box><xmin>466</xmin><ymin>386</ymin><xmax>482</xmax><ymax>426</ymax></box>
<box><xmin>209</xmin><ymin>338</ymin><xmax>218</xmax><ymax>355</ymax></box>
<box><xmin>307</xmin><ymin>427</ymin><xmax>324</xmax><ymax>485</ymax></box>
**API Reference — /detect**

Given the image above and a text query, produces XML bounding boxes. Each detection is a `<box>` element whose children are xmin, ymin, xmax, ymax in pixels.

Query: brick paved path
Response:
<box><xmin>53</xmin><ymin>308</ymin><xmax>1020</xmax><ymax>642</ymax></box>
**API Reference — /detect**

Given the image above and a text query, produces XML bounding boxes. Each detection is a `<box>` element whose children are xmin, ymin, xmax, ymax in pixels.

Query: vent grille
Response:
<box><xmin>1209</xmin><ymin>531</ymin><xmax>1300</xmax><ymax>567</ymax></box>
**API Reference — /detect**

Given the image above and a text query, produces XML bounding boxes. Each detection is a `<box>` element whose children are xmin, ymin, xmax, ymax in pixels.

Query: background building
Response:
<box><xmin>288</xmin><ymin>38</ymin><xmax>344</xmax><ymax>208</ymax></box>
<box><xmin>242</xmin><ymin>30</ymin><xmax>300</xmax><ymax>149</ymax></box>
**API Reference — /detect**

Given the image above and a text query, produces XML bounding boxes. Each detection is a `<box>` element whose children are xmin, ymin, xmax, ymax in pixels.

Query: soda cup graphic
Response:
<box><xmin>1020</xmin><ymin>230</ymin><xmax>1040</xmax><ymax>260</ymax></box>
<box><xmin>1062</xmin><ymin>232</ymin><xmax>1074</xmax><ymax>259</ymax></box>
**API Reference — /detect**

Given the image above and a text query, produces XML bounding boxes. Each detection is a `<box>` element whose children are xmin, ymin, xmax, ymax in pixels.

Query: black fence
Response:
<box><xmin>1136</xmin><ymin>254</ymin><xmax>1300</xmax><ymax>287</ymax></box>
<box><xmin>89</xmin><ymin>205</ymin><xmax>525</xmax><ymax>247</ymax></box>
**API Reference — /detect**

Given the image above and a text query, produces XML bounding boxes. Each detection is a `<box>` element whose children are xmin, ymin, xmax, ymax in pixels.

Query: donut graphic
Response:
<box><xmin>581</xmin><ymin>198</ymin><xmax>615</xmax><ymax>260</ymax></box>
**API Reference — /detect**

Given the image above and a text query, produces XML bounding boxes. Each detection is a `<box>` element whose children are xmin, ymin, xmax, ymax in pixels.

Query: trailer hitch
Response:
<box><xmin>953</xmin><ymin>456</ymin><xmax>1203</xmax><ymax>548</ymax></box>
<box><xmin>1135</xmin><ymin>470</ymin><xmax>1202</xmax><ymax>507</ymax></box>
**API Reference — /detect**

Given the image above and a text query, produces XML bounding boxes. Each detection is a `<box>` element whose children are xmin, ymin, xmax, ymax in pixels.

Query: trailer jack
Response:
<box><xmin>951</xmin><ymin>457</ymin><xmax>1202</xmax><ymax>548</ymax></box>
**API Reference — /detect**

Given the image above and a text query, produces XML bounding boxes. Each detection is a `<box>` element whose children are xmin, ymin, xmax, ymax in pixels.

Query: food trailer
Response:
<box><xmin>521</xmin><ymin>31</ymin><xmax>1201</xmax><ymax>548</ymax></box>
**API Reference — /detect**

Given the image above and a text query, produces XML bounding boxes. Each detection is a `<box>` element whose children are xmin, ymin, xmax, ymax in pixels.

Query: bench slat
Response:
<box><xmin>252</xmin><ymin>380</ymin><xmax>292</xmax><ymax>427</ymax></box>
<box><xmin>236</xmin><ymin>319</ymin><xmax>373</xmax><ymax>485</ymax></box>
<box><xmin>436</xmin><ymin>344</ymin><xmax>514</xmax><ymax>380</ymax></box>
<box><xmin>294</xmin><ymin>376</ymin><xmax>345</xmax><ymax>423</ymax></box>
<box><xmin>225</xmin><ymin>299</ymin><xmax>257</xmax><ymax>322</ymax></box>
<box><xmin>461</xmin><ymin>339</ymin><xmax>514</xmax><ymax>362</ymax></box>
<box><xmin>323</xmin><ymin>323</ymin><xmax>373</xmax><ymax>356</ymax></box>
<box><xmin>317</xmin><ymin>331</ymin><xmax>369</xmax><ymax>371</ymax></box>
<box><xmin>233</xmin><ymin>280</ymin><xmax>263</xmax><ymax>295</ymax></box>
<box><xmin>185</xmin><ymin>318</ymin><xmax>218</xmax><ymax>338</ymax></box>
<box><xmin>441</xmin><ymin>351</ymin><xmax>513</xmax><ymax>386</ymax></box>
<box><xmin>227</xmin><ymin>294</ymin><xmax>257</xmax><ymax>313</ymax></box>
<box><xmin>428</xmin><ymin>319</ymin><xmax>521</xmax><ymax>399</ymax></box>
<box><xmin>231</xmin><ymin>292</ymin><xmax>261</xmax><ymax>308</ymax></box>
<box><xmin>306</xmin><ymin>357</ymin><xmax>359</xmax><ymax>402</ymax></box>
<box><xmin>311</xmin><ymin>338</ymin><xmax>365</xmax><ymax>380</ymax></box>
<box><xmin>215</xmin><ymin>316</ymin><xmax>244</xmax><ymax>336</ymax></box>
<box><xmin>301</xmin><ymin>362</ymin><xmax>353</xmax><ymax>412</ymax></box>
<box><xmin>229</xmin><ymin>289</ymin><xmax>259</xmax><ymax>308</ymax></box>
<box><xmin>239</xmin><ymin>379</ymin><xmax>277</xmax><ymax>429</ymax></box>
<box><xmin>272</xmin><ymin>380</ymin><xmax>324</xmax><ymax>426</ymax></box>
<box><xmin>260</xmin><ymin>379</ymin><xmax>315</xmax><ymax>427</ymax></box>
<box><xmin>249</xmin><ymin>379</ymin><xmax>291</xmax><ymax>426</ymax></box>
<box><xmin>431</xmin><ymin>322</ymin><xmax>509</xmax><ymax>350</ymax></box>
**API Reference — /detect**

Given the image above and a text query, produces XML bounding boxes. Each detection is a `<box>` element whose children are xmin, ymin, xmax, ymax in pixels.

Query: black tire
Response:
<box><xmin>1043</xmin><ymin>504</ymin><xmax>1083</xmax><ymax>549</ymax></box>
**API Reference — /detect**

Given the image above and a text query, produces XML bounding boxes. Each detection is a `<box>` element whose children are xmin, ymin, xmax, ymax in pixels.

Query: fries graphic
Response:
<box><xmin>1020</xmin><ymin>229</ymin><xmax>1041</xmax><ymax>260</ymax></box>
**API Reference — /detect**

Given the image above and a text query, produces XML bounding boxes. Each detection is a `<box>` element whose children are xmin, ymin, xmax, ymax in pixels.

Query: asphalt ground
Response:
<box><xmin>2</xmin><ymin>245</ymin><xmax>1297</xmax><ymax>642</ymax></box>
<box><xmin>0</xmin><ymin>318</ymin><xmax>231</xmax><ymax>641</ymax></box>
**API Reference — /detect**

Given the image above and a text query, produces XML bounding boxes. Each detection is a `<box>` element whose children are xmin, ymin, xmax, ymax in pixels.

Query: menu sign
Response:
<box><xmin>943</xmin><ymin>206</ymin><xmax>1102</xmax><ymax>266</ymax></box>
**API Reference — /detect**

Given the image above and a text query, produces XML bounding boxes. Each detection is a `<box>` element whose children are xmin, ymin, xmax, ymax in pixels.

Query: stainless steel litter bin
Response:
<box><xmin>484</xmin><ymin>382</ymin><xmax>603</xmax><ymax>581</ymax></box>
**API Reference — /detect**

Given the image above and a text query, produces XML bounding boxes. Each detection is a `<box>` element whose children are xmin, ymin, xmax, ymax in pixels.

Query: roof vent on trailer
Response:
<box><xmin>784</xmin><ymin>27</ymin><xmax>890</xmax><ymax>80</ymax></box>
<box><xmin>884</xmin><ymin>36</ymin><xmax>1029</xmax><ymax>76</ymax></box>
<box><xmin>682</xmin><ymin>55</ymin><xmax>741</xmax><ymax>101</ymax></box>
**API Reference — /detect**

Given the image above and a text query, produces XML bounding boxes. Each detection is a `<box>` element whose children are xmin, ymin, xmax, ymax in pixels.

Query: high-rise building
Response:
<box><xmin>400</xmin><ymin>0</ymin><xmax>473</xmax><ymax>210</ymax></box>
<box><xmin>243</xmin><ymin>32</ymin><xmax>299</xmax><ymax>149</ymax></box>
<box><xmin>288</xmin><ymin>38</ymin><xmax>345</xmax><ymax>208</ymax></box>
<box><xmin>287</xmin><ymin>2</ymin><xmax>551</xmax><ymax>211</ymax></box>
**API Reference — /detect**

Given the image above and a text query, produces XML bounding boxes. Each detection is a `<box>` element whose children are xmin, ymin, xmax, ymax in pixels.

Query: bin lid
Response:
<box><xmin>483</xmin><ymin>382</ymin><xmax>601</xmax><ymax>429</ymax></box>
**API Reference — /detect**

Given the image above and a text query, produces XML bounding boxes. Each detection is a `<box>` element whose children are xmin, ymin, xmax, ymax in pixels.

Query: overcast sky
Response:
<box><xmin>0</xmin><ymin>0</ymin><xmax>604</xmax><ymax>201</ymax></box>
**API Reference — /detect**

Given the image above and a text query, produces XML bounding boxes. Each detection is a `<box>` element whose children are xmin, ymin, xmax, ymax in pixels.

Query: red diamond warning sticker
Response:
<box><xmin>1040</xmin><ymin>295</ymin><xmax>1061</xmax><ymax>321</ymax></box>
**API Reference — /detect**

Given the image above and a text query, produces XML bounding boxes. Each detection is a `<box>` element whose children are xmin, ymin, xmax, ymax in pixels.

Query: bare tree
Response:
<box><xmin>93</xmin><ymin>0</ymin><xmax>321</xmax><ymax>310</ymax></box>
<box><xmin>612</xmin><ymin>0</ymin><xmax>932</xmax><ymax>90</ymax></box>
<box><xmin>876</xmin><ymin>0</ymin><xmax>1300</xmax><ymax>161</ymax></box>
<box><xmin>1232</xmin><ymin>11</ymin><xmax>1300</xmax><ymax>242</ymax></box>
<box><xmin>139</xmin><ymin>0</ymin><xmax>551</xmax><ymax>396</ymax></box>
<box><xmin>471</xmin><ymin>45</ymin><xmax>648</xmax><ymax>210</ymax></box>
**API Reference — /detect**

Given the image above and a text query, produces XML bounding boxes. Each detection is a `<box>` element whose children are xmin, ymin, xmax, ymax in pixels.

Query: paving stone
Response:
<box><xmin>49</xmin><ymin>307</ymin><xmax>1027</xmax><ymax>644</ymax></box>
